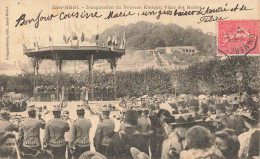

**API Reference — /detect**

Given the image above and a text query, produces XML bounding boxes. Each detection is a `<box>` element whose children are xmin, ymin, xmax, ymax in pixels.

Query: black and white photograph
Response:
<box><xmin>0</xmin><ymin>0</ymin><xmax>259</xmax><ymax>158</ymax></box>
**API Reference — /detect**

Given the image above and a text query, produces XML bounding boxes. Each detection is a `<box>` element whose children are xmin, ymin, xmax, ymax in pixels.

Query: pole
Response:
<box><xmin>89</xmin><ymin>54</ymin><xmax>94</xmax><ymax>101</ymax></box>
<box><xmin>175</xmin><ymin>88</ymin><xmax>177</xmax><ymax>100</ymax></box>
<box><xmin>33</xmin><ymin>64</ymin><xmax>36</xmax><ymax>101</ymax></box>
<box><xmin>56</xmin><ymin>61</ymin><xmax>59</xmax><ymax>101</ymax></box>
<box><xmin>36</xmin><ymin>60</ymin><xmax>39</xmax><ymax>101</ymax></box>
<box><xmin>239</xmin><ymin>83</ymin><xmax>241</xmax><ymax>107</ymax></box>
<box><xmin>113</xmin><ymin>66</ymin><xmax>117</xmax><ymax>100</ymax></box>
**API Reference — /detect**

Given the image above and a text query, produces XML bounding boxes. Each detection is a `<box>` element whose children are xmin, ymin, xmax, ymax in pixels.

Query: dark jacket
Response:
<box><xmin>107</xmin><ymin>127</ymin><xmax>148</xmax><ymax>159</ymax></box>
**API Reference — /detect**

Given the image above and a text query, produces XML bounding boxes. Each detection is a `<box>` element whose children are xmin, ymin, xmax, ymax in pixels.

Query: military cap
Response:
<box><xmin>77</xmin><ymin>105</ymin><xmax>85</xmax><ymax>111</ymax></box>
<box><xmin>52</xmin><ymin>105</ymin><xmax>62</xmax><ymax>112</ymax></box>
<box><xmin>101</xmin><ymin>105</ymin><xmax>110</xmax><ymax>112</ymax></box>
<box><xmin>27</xmin><ymin>104</ymin><xmax>37</xmax><ymax>112</ymax></box>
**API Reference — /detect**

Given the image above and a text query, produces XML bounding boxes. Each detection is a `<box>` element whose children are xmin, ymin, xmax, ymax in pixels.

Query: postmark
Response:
<box><xmin>217</xmin><ymin>20</ymin><xmax>259</xmax><ymax>56</ymax></box>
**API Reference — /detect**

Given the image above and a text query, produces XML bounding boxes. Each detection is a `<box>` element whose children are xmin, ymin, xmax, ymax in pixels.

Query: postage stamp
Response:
<box><xmin>217</xmin><ymin>20</ymin><xmax>259</xmax><ymax>56</ymax></box>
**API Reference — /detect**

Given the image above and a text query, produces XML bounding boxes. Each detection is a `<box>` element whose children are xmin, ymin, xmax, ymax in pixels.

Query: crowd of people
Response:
<box><xmin>0</xmin><ymin>92</ymin><xmax>259</xmax><ymax>159</ymax></box>
<box><xmin>0</xmin><ymin>99</ymin><xmax>27</xmax><ymax>112</ymax></box>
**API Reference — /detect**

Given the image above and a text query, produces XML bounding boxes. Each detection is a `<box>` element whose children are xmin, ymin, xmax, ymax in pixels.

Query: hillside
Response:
<box><xmin>91</xmin><ymin>21</ymin><xmax>216</xmax><ymax>53</ymax></box>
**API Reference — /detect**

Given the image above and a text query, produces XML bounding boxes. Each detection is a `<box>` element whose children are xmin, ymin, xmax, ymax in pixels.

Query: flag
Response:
<box><xmin>49</xmin><ymin>36</ymin><xmax>52</xmax><ymax>42</ymax></box>
<box><xmin>63</xmin><ymin>35</ymin><xmax>67</xmax><ymax>44</ymax></box>
<box><xmin>95</xmin><ymin>34</ymin><xmax>99</xmax><ymax>41</ymax></box>
<box><xmin>122</xmin><ymin>29</ymin><xmax>126</xmax><ymax>49</ymax></box>
<box><xmin>34</xmin><ymin>36</ymin><xmax>38</xmax><ymax>48</ymax></box>
<box><xmin>48</xmin><ymin>25</ymin><xmax>54</xmax><ymax>46</ymax></box>
<box><xmin>63</xmin><ymin>23</ymin><xmax>68</xmax><ymax>44</ymax></box>
<box><xmin>67</xmin><ymin>36</ymin><xmax>70</xmax><ymax>43</ymax></box>
<box><xmin>112</xmin><ymin>33</ymin><xmax>117</xmax><ymax>46</ymax></box>
<box><xmin>21</xmin><ymin>31</ymin><xmax>27</xmax><ymax>49</ymax></box>
<box><xmin>81</xmin><ymin>32</ymin><xmax>85</xmax><ymax>42</ymax></box>
<box><xmin>107</xmin><ymin>35</ymin><xmax>112</xmax><ymax>47</ymax></box>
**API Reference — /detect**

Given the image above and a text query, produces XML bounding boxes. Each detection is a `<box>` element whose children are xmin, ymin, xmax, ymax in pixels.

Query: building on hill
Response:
<box><xmin>148</xmin><ymin>46</ymin><xmax>200</xmax><ymax>55</ymax></box>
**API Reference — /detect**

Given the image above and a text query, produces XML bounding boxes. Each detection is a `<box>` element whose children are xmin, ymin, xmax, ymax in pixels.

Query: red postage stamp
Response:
<box><xmin>218</xmin><ymin>20</ymin><xmax>259</xmax><ymax>56</ymax></box>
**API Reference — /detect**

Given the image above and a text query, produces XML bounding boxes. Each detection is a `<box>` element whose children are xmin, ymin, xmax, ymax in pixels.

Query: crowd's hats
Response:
<box><xmin>201</xmin><ymin>103</ymin><xmax>209</xmax><ymax>109</ymax></box>
<box><xmin>148</xmin><ymin>104</ymin><xmax>156</xmax><ymax>110</ymax></box>
<box><xmin>142</xmin><ymin>107</ymin><xmax>149</xmax><ymax>112</ymax></box>
<box><xmin>79</xmin><ymin>151</ymin><xmax>107</xmax><ymax>159</ymax></box>
<box><xmin>179</xmin><ymin>108</ymin><xmax>190</xmax><ymax>114</ymax></box>
<box><xmin>101</xmin><ymin>105</ymin><xmax>110</xmax><ymax>112</ymax></box>
<box><xmin>208</xmin><ymin>106</ymin><xmax>216</xmax><ymax>114</ymax></box>
<box><xmin>27</xmin><ymin>104</ymin><xmax>37</xmax><ymax>112</ymax></box>
<box><xmin>124</xmin><ymin>110</ymin><xmax>138</xmax><ymax>125</ymax></box>
<box><xmin>170</xmin><ymin>103</ymin><xmax>178</xmax><ymax>109</ymax></box>
<box><xmin>208</xmin><ymin>99</ymin><xmax>215</xmax><ymax>105</ymax></box>
<box><xmin>177</xmin><ymin>101</ymin><xmax>186</xmax><ymax>107</ymax></box>
<box><xmin>240</xmin><ymin>109</ymin><xmax>259</xmax><ymax>121</ymax></box>
<box><xmin>77</xmin><ymin>105</ymin><xmax>85</xmax><ymax>111</ymax></box>
<box><xmin>216</xmin><ymin>103</ymin><xmax>226</xmax><ymax>111</ymax></box>
<box><xmin>133</xmin><ymin>107</ymin><xmax>143</xmax><ymax>112</ymax></box>
<box><xmin>130</xmin><ymin>147</ymin><xmax>149</xmax><ymax>159</ymax></box>
<box><xmin>0</xmin><ymin>107</ymin><xmax>10</xmax><ymax>117</ymax></box>
<box><xmin>52</xmin><ymin>105</ymin><xmax>61</xmax><ymax>112</ymax></box>
<box><xmin>169</xmin><ymin>112</ymin><xmax>203</xmax><ymax>126</ymax></box>
<box><xmin>188</xmin><ymin>99</ymin><xmax>199</xmax><ymax>107</ymax></box>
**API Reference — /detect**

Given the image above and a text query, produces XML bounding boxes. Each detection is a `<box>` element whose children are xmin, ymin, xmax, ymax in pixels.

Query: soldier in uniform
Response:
<box><xmin>18</xmin><ymin>105</ymin><xmax>45</xmax><ymax>158</ymax></box>
<box><xmin>94</xmin><ymin>105</ymin><xmax>115</xmax><ymax>156</ymax></box>
<box><xmin>70</xmin><ymin>105</ymin><xmax>92</xmax><ymax>159</ymax></box>
<box><xmin>0</xmin><ymin>107</ymin><xmax>18</xmax><ymax>132</ymax></box>
<box><xmin>43</xmin><ymin>105</ymin><xmax>70</xmax><ymax>159</ymax></box>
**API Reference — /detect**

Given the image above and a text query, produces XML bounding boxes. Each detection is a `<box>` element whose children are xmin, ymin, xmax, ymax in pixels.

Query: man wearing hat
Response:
<box><xmin>188</xmin><ymin>99</ymin><xmax>200</xmax><ymax>114</ymax></box>
<box><xmin>161</xmin><ymin>113</ymin><xmax>203</xmax><ymax>159</ymax></box>
<box><xmin>18</xmin><ymin>105</ymin><xmax>45</xmax><ymax>158</ymax></box>
<box><xmin>238</xmin><ymin>107</ymin><xmax>260</xmax><ymax>159</ymax></box>
<box><xmin>79</xmin><ymin>151</ymin><xmax>107</xmax><ymax>159</ymax></box>
<box><xmin>0</xmin><ymin>107</ymin><xmax>18</xmax><ymax>132</ymax></box>
<box><xmin>44</xmin><ymin>105</ymin><xmax>70</xmax><ymax>159</ymax></box>
<box><xmin>135</xmin><ymin>107</ymin><xmax>150</xmax><ymax>135</ymax></box>
<box><xmin>94</xmin><ymin>105</ymin><xmax>115</xmax><ymax>156</ymax></box>
<box><xmin>107</xmin><ymin>110</ymin><xmax>148</xmax><ymax>159</ymax></box>
<box><xmin>119</xmin><ymin>108</ymin><xmax>128</xmax><ymax>131</ymax></box>
<box><xmin>70</xmin><ymin>105</ymin><xmax>92</xmax><ymax>159</ymax></box>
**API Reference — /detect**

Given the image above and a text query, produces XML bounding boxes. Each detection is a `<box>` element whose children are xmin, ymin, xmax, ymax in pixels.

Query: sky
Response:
<box><xmin>0</xmin><ymin>0</ymin><xmax>259</xmax><ymax>65</ymax></box>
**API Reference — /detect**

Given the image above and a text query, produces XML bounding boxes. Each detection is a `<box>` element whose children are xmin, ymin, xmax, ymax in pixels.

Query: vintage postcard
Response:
<box><xmin>0</xmin><ymin>0</ymin><xmax>259</xmax><ymax>159</ymax></box>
